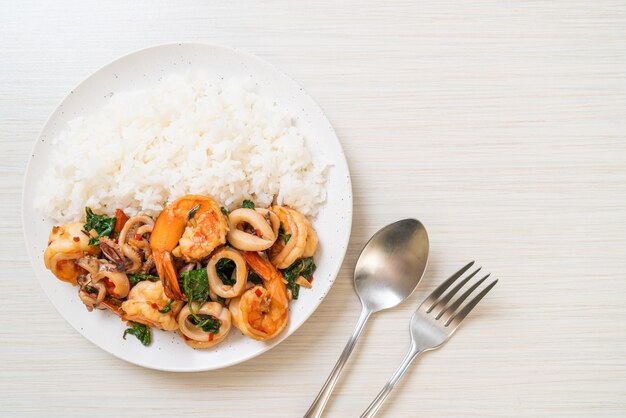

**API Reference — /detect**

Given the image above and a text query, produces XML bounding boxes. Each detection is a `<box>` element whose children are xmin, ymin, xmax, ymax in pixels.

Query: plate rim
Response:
<box><xmin>21</xmin><ymin>41</ymin><xmax>353</xmax><ymax>372</ymax></box>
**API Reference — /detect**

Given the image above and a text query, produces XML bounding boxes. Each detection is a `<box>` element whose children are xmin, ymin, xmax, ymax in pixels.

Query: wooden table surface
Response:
<box><xmin>2</xmin><ymin>1</ymin><xmax>625</xmax><ymax>417</ymax></box>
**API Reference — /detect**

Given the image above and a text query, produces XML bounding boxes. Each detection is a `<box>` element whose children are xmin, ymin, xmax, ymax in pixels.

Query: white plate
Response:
<box><xmin>22</xmin><ymin>43</ymin><xmax>352</xmax><ymax>372</ymax></box>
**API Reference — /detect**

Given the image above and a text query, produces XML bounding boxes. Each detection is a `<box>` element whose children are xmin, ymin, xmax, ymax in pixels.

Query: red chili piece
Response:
<box><xmin>114</xmin><ymin>209</ymin><xmax>129</xmax><ymax>233</ymax></box>
<box><xmin>104</xmin><ymin>279</ymin><xmax>117</xmax><ymax>296</ymax></box>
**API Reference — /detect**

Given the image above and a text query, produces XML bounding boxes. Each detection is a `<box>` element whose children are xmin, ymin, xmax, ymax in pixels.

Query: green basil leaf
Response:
<box><xmin>180</xmin><ymin>268</ymin><xmax>209</xmax><ymax>304</ymax></box>
<box><xmin>215</xmin><ymin>258</ymin><xmax>236</xmax><ymax>286</ymax></box>
<box><xmin>84</xmin><ymin>207</ymin><xmax>116</xmax><ymax>246</ymax></box>
<box><xmin>158</xmin><ymin>298</ymin><xmax>175</xmax><ymax>313</ymax></box>
<box><xmin>281</xmin><ymin>257</ymin><xmax>316</xmax><ymax>300</ymax></box>
<box><xmin>122</xmin><ymin>321</ymin><xmax>151</xmax><ymax>346</ymax></box>
<box><xmin>221</xmin><ymin>206</ymin><xmax>229</xmax><ymax>216</ymax></box>
<box><xmin>278</xmin><ymin>221</ymin><xmax>291</xmax><ymax>244</ymax></box>
<box><xmin>191</xmin><ymin>314</ymin><xmax>221</xmax><ymax>334</ymax></box>
<box><xmin>248</xmin><ymin>271</ymin><xmax>263</xmax><ymax>285</ymax></box>
<box><xmin>300</xmin><ymin>257</ymin><xmax>316</xmax><ymax>280</ymax></box>
<box><xmin>242</xmin><ymin>199</ymin><xmax>255</xmax><ymax>209</ymax></box>
<box><xmin>290</xmin><ymin>283</ymin><xmax>300</xmax><ymax>300</ymax></box>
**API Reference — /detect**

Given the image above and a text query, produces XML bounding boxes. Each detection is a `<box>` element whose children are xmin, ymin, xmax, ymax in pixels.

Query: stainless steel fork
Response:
<box><xmin>360</xmin><ymin>261</ymin><xmax>498</xmax><ymax>418</ymax></box>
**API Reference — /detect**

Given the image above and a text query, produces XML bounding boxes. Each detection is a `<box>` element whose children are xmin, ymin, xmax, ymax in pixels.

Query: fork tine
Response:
<box><xmin>445</xmin><ymin>279</ymin><xmax>498</xmax><ymax>328</ymax></box>
<box><xmin>431</xmin><ymin>267</ymin><xmax>481</xmax><ymax>317</ymax></box>
<box><xmin>422</xmin><ymin>261</ymin><xmax>475</xmax><ymax>311</ymax></box>
<box><xmin>438</xmin><ymin>273</ymin><xmax>490</xmax><ymax>322</ymax></box>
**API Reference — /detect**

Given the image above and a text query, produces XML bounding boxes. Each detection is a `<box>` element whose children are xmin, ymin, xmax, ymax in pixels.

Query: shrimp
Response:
<box><xmin>121</xmin><ymin>280</ymin><xmax>184</xmax><ymax>331</ymax></box>
<box><xmin>178</xmin><ymin>302</ymin><xmax>231</xmax><ymax>348</ymax></box>
<box><xmin>301</xmin><ymin>216</ymin><xmax>318</xmax><ymax>257</ymax></box>
<box><xmin>229</xmin><ymin>252</ymin><xmax>289</xmax><ymax>340</ymax></box>
<box><xmin>150</xmin><ymin>195</ymin><xmax>228</xmax><ymax>299</ymax></box>
<box><xmin>267</xmin><ymin>206</ymin><xmax>315</xmax><ymax>269</ymax></box>
<box><xmin>44</xmin><ymin>222</ymin><xmax>100</xmax><ymax>284</ymax></box>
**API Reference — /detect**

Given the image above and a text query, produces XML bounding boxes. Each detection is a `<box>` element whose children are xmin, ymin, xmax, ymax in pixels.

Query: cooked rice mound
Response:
<box><xmin>37</xmin><ymin>73</ymin><xmax>327</xmax><ymax>222</ymax></box>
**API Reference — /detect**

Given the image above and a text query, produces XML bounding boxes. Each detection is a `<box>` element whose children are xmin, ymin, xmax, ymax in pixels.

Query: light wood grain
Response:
<box><xmin>2</xmin><ymin>1</ymin><xmax>626</xmax><ymax>416</ymax></box>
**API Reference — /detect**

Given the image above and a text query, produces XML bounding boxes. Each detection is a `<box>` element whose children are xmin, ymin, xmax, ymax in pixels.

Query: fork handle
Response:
<box><xmin>360</xmin><ymin>342</ymin><xmax>421</xmax><ymax>418</ymax></box>
<box><xmin>304</xmin><ymin>305</ymin><xmax>372</xmax><ymax>418</ymax></box>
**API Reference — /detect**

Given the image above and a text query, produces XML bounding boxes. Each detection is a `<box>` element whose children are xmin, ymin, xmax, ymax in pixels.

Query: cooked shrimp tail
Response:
<box><xmin>154</xmin><ymin>250</ymin><xmax>182</xmax><ymax>300</ymax></box>
<box><xmin>150</xmin><ymin>195</ymin><xmax>228</xmax><ymax>300</ymax></box>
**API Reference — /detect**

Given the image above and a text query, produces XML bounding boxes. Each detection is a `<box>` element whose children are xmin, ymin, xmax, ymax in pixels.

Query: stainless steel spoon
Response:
<box><xmin>304</xmin><ymin>219</ymin><xmax>429</xmax><ymax>418</ymax></box>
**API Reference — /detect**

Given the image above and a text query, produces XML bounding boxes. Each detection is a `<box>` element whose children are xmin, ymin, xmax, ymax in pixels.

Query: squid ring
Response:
<box><xmin>77</xmin><ymin>280</ymin><xmax>106</xmax><ymax>311</ymax></box>
<box><xmin>255</xmin><ymin>208</ymin><xmax>280</xmax><ymax>239</ymax></box>
<box><xmin>121</xmin><ymin>244</ymin><xmax>142</xmax><ymax>273</ymax></box>
<box><xmin>44</xmin><ymin>222</ymin><xmax>99</xmax><ymax>284</ymax></box>
<box><xmin>118</xmin><ymin>214</ymin><xmax>155</xmax><ymax>247</ymax></box>
<box><xmin>92</xmin><ymin>266</ymin><xmax>130</xmax><ymax>298</ymax></box>
<box><xmin>76</xmin><ymin>256</ymin><xmax>100</xmax><ymax>276</ymax></box>
<box><xmin>227</xmin><ymin>208</ymin><xmax>277</xmax><ymax>251</ymax></box>
<box><xmin>207</xmin><ymin>247</ymin><xmax>247</xmax><ymax>298</ymax></box>
<box><xmin>48</xmin><ymin>252</ymin><xmax>85</xmax><ymax>284</ymax></box>
<box><xmin>178</xmin><ymin>302</ymin><xmax>231</xmax><ymax>348</ymax></box>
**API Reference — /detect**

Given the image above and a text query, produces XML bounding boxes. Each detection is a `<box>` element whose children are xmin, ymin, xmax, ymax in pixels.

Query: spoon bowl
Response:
<box><xmin>304</xmin><ymin>218</ymin><xmax>429</xmax><ymax>418</ymax></box>
<box><xmin>355</xmin><ymin>219</ymin><xmax>429</xmax><ymax>312</ymax></box>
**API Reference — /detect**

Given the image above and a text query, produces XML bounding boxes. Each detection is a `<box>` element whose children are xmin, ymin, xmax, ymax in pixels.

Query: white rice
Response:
<box><xmin>37</xmin><ymin>73</ymin><xmax>327</xmax><ymax>222</ymax></box>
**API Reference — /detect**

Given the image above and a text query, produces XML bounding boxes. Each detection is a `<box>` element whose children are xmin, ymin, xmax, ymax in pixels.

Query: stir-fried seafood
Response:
<box><xmin>229</xmin><ymin>251</ymin><xmax>289</xmax><ymax>341</ymax></box>
<box><xmin>121</xmin><ymin>281</ymin><xmax>183</xmax><ymax>331</ymax></box>
<box><xmin>226</xmin><ymin>208</ymin><xmax>279</xmax><ymax>251</ymax></box>
<box><xmin>43</xmin><ymin>196</ymin><xmax>318</xmax><ymax>349</ymax></box>
<box><xmin>207</xmin><ymin>247</ymin><xmax>248</xmax><ymax>298</ymax></box>
<box><xmin>44</xmin><ymin>222</ymin><xmax>100</xmax><ymax>284</ymax></box>
<box><xmin>151</xmin><ymin>195</ymin><xmax>228</xmax><ymax>300</ymax></box>
<box><xmin>267</xmin><ymin>206</ymin><xmax>316</xmax><ymax>269</ymax></box>
<box><xmin>178</xmin><ymin>302</ymin><xmax>232</xmax><ymax>348</ymax></box>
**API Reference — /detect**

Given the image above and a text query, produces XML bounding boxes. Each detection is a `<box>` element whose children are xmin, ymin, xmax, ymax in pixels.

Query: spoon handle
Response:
<box><xmin>303</xmin><ymin>306</ymin><xmax>372</xmax><ymax>418</ymax></box>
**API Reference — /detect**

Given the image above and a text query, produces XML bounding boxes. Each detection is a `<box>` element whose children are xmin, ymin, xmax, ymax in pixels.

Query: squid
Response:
<box><xmin>178</xmin><ymin>302</ymin><xmax>231</xmax><ymax>348</ymax></box>
<box><xmin>207</xmin><ymin>247</ymin><xmax>248</xmax><ymax>298</ymax></box>
<box><xmin>44</xmin><ymin>222</ymin><xmax>100</xmax><ymax>284</ymax></box>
